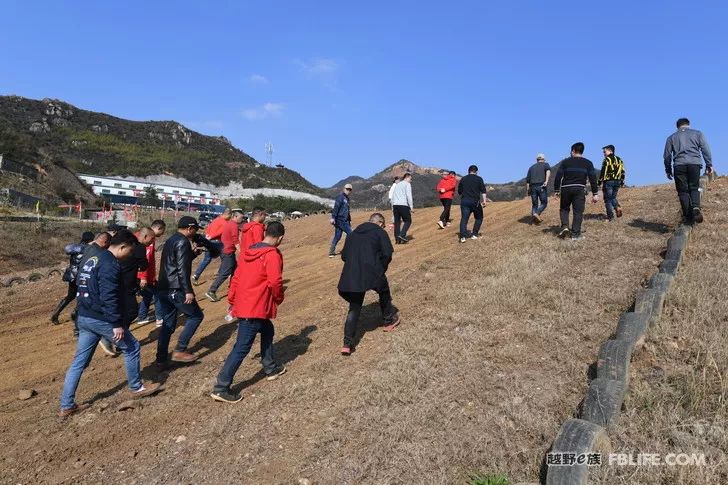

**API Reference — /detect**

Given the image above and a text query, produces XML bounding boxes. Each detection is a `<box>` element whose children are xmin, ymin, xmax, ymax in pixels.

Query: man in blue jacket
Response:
<box><xmin>59</xmin><ymin>230</ymin><xmax>161</xmax><ymax>417</ymax></box>
<box><xmin>328</xmin><ymin>184</ymin><xmax>353</xmax><ymax>258</ymax></box>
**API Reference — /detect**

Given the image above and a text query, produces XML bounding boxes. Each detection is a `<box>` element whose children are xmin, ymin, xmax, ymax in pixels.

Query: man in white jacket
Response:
<box><xmin>390</xmin><ymin>173</ymin><xmax>414</xmax><ymax>244</ymax></box>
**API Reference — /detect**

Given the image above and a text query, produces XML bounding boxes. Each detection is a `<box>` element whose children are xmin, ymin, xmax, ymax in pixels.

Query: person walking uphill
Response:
<box><xmin>553</xmin><ymin>142</ymin><xmax>599</xmax><ymax>241</ymax></box>
<box><xmin>210</xmin><ymin>222</ymin><xmax>288</xmax><ymax>403</ymax></box>
<box><xmin>206</xmin><ymin>209</ymin><xmax>245</xmax><ymax>302</ymax></box>
<box><xmin>338</xmin><ymin>213</ymin><xmax>400</xmax><ymax>355</ymax></box>
<box><xmin>50</xmin><ymin>231</ymin><xmax>95</xmax><ymax>326</ymax></box>
<box><xmin>598</xmin><ymin>145</ymin><xmax>626</xmax><ymax>221</ymax></box>
<box><xmin>192</xmin><ymin>208</ymin><xmax>231</xmax><ymax>284</ymax></box>
<box><xmin>58</xmin><ymin>230</ymin><xmax>160</xmax><ymax>417</ymax></box>
<box><xmin>458</xmin><ymin>165</ymin><xmax>487</xmax><ymax>243</ymax></box>
<box><xmin>526</xmin><ymin>154</ymin><xmax>551</xmax><ymax>223</ymax></box>
<box><xmin>664</xmin><ymin>118</ymin><xmax>714</xmax><ymax>224</ymax></box>
<box><xmin>241</xmin><ymin>206</ymin><xmax>266</xmax><ymax>251</ymax></box>
<box><xmin>436</xmin><ymin>171</ymin><xmax>457</xmax><ymax>229</ymax></box>
<box><xmin>329</xmin><ymin>184</ymin><xmax>353</xmax><ymax>257</ymax></box>
<box><xmin>136</xmin><ymin>220</ymin><xmax>166</xmax><ymax>327</ymax></box>
<box><xmin>391</xmin><ymin>172</ymin><xmax>414</xmax><ymax>244</ymax></box>
<box><xmin>156</xmin><ymin>216</ymin><xmax>207</xmax><ymax>367</ymax></box>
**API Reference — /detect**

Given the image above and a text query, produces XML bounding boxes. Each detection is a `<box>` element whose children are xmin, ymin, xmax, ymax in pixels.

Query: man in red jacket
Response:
<box><xmin>192</xmin><ymin>208</ymin><xmax>231</xmax><ymax>284</ymax></box>
<box><xmin>436</xmin><ymin>170</ymin><xmax>457</xmax><ymax>229</ymax></box>
<box><xmin>210</xmin><ymin>221</ymin><xmax>287</xmax><ymax>403</ymax></box>
<box><xmin>205</xmin><ymin>209</ymin><xmax>244</xmax><ymax>302</ymax></box>
<box><xmin>240</xmin><ymin>206</ymin><xmax>266</xmax><ymax>252</ymax></box>
<box><xmin>136</xmin><ymin>220</ymin><xmax>166</xmax><ymax>326</ymax></box>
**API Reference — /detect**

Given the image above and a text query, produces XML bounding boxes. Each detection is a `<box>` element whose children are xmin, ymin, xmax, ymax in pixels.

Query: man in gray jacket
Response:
<box><xmin>390</xmin><ymin>172</ymin><xmax>414</xmax><ymax>244</ymax></box>
<box><xmin>664</xmin><ymin>118</ymin><xmax>714</xmax><ymax>224</ymax></box>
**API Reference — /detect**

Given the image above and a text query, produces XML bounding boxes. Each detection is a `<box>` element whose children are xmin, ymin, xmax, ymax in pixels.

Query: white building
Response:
<box><xmin>77</xmin><ymin>174</ymin><xmax>221</xmax><ymax>204</ymax></box>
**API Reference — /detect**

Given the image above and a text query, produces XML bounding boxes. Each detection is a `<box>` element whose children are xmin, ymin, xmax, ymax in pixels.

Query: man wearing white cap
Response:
<box><xmin>525</xmin><ymin>153</ymin><xmax>551</xmax><ymax>223</ymax></box>
<box><xmin>329</xmin><ymin>184</ymin><xmax>353</xmax><ymax>257</ymax></box>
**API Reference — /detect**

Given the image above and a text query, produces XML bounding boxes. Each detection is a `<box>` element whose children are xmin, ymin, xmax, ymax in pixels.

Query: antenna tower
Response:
<box><xmin>265</xmin><ymin>142</ymin><xmax>274</xmax><ymax>167</ymax></box>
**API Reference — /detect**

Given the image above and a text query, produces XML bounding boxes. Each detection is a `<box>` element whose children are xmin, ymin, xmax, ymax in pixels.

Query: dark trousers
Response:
<box><xmin>193</xmin><ymin>240</ymin><xmax>223</xmax><ymax>279</ymax></box>
<box><xmin>214</xmin><ymin>318</ymin><xmax>276</xmax><ymax>391</ymax></box>
<box><xmin>673</xmin><ymin>164</ymin><xmax>702</xmax><ymax>219</ymax></box>
<box><xmin>603</xmin><ymin>180</ymin><xmax>621</xmax><ymax>219</ymax></box>
<box><xmin>559</xmin><ymin>186</ymin><xmax>586</xmax><ymax>235</ymax></box>
<box><xmin>439</xmin><ymin>198</ymin><xmax>453</xmax><ymax>224</ymax></box>
<box><xmin>459</xmin><ymin>198</ymin><xmax>483</xmax><ymax>237</ymax></box>
<box><xmin>156</xmin><ymin>289</ymin><xmax>205</xmax><ymax>363</ymax></box>
<box><xmin>393</xmin><ymin>205</ymin><xmax>412</xmax><ymax>239</ymax></box>
<box><xmin>339</xmin><ymin>279</ymin><xmax>395</xmax><ymax>347</ymax></box>
<box><xmin>530</xmin><ymin>186</ymin><xmax>548</xmax><ymax>215</ymax></box>
<box><xmin>209</xmin><ymin>253</ymin><xmax>237</xmax><ymax>293</ymax></box>
<box><xmin>52</xmin><ymin>282</ymin><xmax>77</xmax><ymax>320</ymax></box>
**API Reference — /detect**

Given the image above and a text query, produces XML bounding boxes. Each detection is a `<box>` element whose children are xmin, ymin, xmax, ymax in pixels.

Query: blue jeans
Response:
<box><xmin>214</xmin><ymin>318</ymin><xmax>276</xmax><ymax>391</ymax></box>
<box><xmin>530</xmin><ymin>186</ymin><xmax>548</xmax><ymax>215</ymax></box>
<box><xmin>60</xmin><ymin>315</ymin><xmax>142</xmax><ymax>410</ymax></box>
<box><xmin>193</xmin><ymin>240</ymin><xmax>223</xmax><ymax>279</ymax></box>
<box><xmin>603</xmin><ymin>180</ymin><xmax>621</xmax><ymax>219</ymax></box>
<box><xmin>138</xmin><ymin>286</ymin><xmax>162</xmax><ymax>321</ymax></box>
<box><xmin>209</xmin><ymin>252</ymin><xmax>236</xmax><ymax>293</ymax></box>
<box><xmin>329</xmin><ymin>221</ymin><xmax>352</xmax><ymax>254</ymax></box>
<box><xmin>459</xmin><ymin>198</ymin><xmax>484</xmax><ymax>237</ymax></box>
<box><xmin>156</xmin><ymin>289</ymin><xmax>205</xmax><ymax>363</ymax></box>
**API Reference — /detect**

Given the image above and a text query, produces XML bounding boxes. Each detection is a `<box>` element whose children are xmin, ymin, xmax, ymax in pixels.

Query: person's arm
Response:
<box><xmin>620</xmin><ymin>159</ymin><xmax>626</xmax><ymax>185</ymax></box>
<box><xmin>663</xmin><ymin>136</ymin><xmax>674</xmax><ymax>177</ymax></box>
<box><xmin>176</xmin><ymin>239</ymin><xmax>194</xmax><ymax>296</ymax></box>
<box><xmin>99</xmin><ymin>260</ymin><xmax>123</xmax><ymax>328</ymax></box>
<box><xmin>227</xmin><ymin>265</ymin><xmax>239</xmax><ymax>305</ymax></box>
<box><xmin>265</xmin><ymin>251</ymin><xmax>285</xmax><ymax>305</ymax></box>
<box><xmin>553</xmin><ymin>164</ymin><xmax>563</xmax><ymax>194</ymax></box>
<box><xmin>544</xmin><ymin>168</ymin><xmax>551</xmax><ymax>186</ymax></box>
<box><xmin>457</xmin><ymin>179</ymin><xmax>463</xmax><ymax>196</ymax></box>
<box><xmin>64</xmin><ymin>243</ymin><xmax>82</xmax><ymax>255</ymax></box>
<box><xmin>406</xmin><ymin>183</ymin><xmax>413</xmax><ymax>208</ymax></box>
<box><xmin>598</xmin><ymin>158</ymin><xmax>607</xmax><ymax>185</ymax></box>
<box><xmin>480</xmin><ymin>178</ymin><xmax>487</xmax><ymax>205</ymax></box>
<box><xmin>330</xmin><ymin>196</ymin><xmax>341</xmax><ymax>223</ymax></box>
<box><xmin>699</xmin><ymin>131</ymin><xmax>713</xmax><ymax>170</ymax></box>
<box><xmin>379</xmin><ymin>229</ymin><xmax>394</xmax><ymax>271</ymax></box>
<box><xmin>587</xmin><ymin>161</ymin><xmax>599</xmax><ymax>197</ymax></box>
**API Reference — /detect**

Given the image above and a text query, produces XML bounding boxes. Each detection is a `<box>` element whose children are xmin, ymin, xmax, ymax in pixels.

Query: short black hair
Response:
<box><xmin>571</xmin><ymin>142</ymin><xmax>585</xmax><ymax>155</ymax></box>
<box><xmin>369</xmin><ymin>212</ymin><xmax>385</xmax><ymax>225</ymax></box>
<box><xmin>403</xmin><ymin>172</ymin><xmax>412</xmax><ymax>179</ymax></box>
<box><xmin>468</xmin><ymin>165</ymin><xmax>478</xmax><ymax>173</ymax></box>
<box><xmin>252</xmin><ymin>206</ymin><xmax>265</xmax><ymax>216</ymax></box>
<box><xmin>265</xmin><ymin>221</ymin><xmax>285</xmax><ymax>238</ymax></box>
<box><xmin>109</xmin><ymin>229</ymin><xmax>138</xmax><ymax>247</ymax></box>
<box><xmin>677</xmin><ymin>118</ymin><xmax>690</xmax><ymax>128</ymax></box>
<box><xmin>393</xmin><ymin>177</ymin><xmax>399</xmax><ymax>183</ymax></box>
<box><xmin>81</xmin><ymin>231</ymin><xmax>95</xmax><ymax>243</ymax></box>
<box><xmin>448</xmin><ymin>171</ymin><xmax>456</xmax><ymax>176</ymax></box>
<box><xmin>602</xmin><ymin>144</ymin><xmax>615</xmax><ymax>152</ymax></box>
<box><xmin>151</xmin><ymin>219</ymin><xmax>166</xmax><ymax>229</ymax></box>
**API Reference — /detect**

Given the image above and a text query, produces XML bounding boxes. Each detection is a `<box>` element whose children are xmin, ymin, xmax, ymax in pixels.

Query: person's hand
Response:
<box><xmin>666</xmin><ymin>171</ymin><xmax>673</xmax><ymax>180</ymax></box>
<box><xmin>184</xmin><ymin>292</ymin><xmax>195</xmax><ymax>304</ymax></box>
<box><xmin>139</xmin><ymin>279</ymin><xmax>147</xmax><ymax>289</ymax></box>
<box><xmin>554</xmin><ymin>192</ymin><xmax>560</xmax><ymax>199</ymax></box>
<box><xmin>706</xmin><ymin>166</ymin><xmax>714</xmax><ymax>175</ymax></box>
<box><xmin>112</xmin><ymin>327</ymin><xmax>124</xmax><ymax>342</ymax></box>
<box><xmin>439</xmin><ymin>188</ymin><xmax>445</xmax><ymax>193</ymax></box>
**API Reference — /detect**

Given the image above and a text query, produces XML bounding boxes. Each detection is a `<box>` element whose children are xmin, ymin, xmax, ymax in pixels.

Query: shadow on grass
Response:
<box><xmin>628</xmin><ymin>218</ymin><xmax>671</xmax><ymax>234</ymax></box>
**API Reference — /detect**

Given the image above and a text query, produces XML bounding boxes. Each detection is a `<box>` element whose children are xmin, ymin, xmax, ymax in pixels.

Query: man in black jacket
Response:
<box><xmin>337</xmin><ymin>213</ymin><xmax>400</xmax><ymax>355</ymax></box>
<box><xmin>458</xmin><ymin>165</ymin><xmax>487</xmax><ymax>243</ymax></box>
<box><xmin>156</xmin><ymin>216</ymin><xmax>207</xmax><ymax>367</ymax></box>
<box><xmin>553</xmin><ymin>142</ymin><xmax>599</xmax><ymax>241</ymax></box>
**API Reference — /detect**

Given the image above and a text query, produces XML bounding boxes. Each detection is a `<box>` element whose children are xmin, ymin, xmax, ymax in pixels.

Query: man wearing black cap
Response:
<box><xmin>50</xmin><ymin>231</ymin><xmax>95</xmax><ymax>326</ymax></box>
<box><xmin>598</xmin><ymin>145</ymin><xmax>626</xmax><ymax>220</ymax></box>
<box><xmin>155</xmin><ymin>216</ymin><xmax>206</xmax><ymax>366</ymax></box>
<box><xmin>206</xmin><ymin>208</ymin><xmax>245</xmax><ymax>301</ymax></box>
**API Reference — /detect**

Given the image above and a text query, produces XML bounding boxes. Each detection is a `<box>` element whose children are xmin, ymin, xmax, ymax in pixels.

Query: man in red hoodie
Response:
<box><xmin>240</xmin><ymin>206</ymin><xmax>266</xmax><ymax>252</ymax></box>
<box><xmin>136</xmin><ymin>220</ymin><xmax>166</xmax><ymax>326</ymax></box>
<box><xmin>210</xmin><ymin>221</ymin><xmax>287</xmax><ymax>403</ymax></box>
<box><xmin>205</xmin><ymin>209</ymin><xmax>245</xmax><ymax>302</ymax></box>
<box><xmin>436</xmin><ymin>170</ymin><xmax>457</xmax><ymax>229</ymax></box>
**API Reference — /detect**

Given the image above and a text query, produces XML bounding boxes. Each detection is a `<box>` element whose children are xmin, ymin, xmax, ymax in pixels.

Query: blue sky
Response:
<box><xmin>1</xmin><ymin>0</ymin><xmax>725</xmax><ymax>188</ymax></box>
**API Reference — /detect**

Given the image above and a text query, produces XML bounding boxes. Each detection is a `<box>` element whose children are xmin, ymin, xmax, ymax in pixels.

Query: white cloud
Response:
<box><xmin>296</xmin><ymin>57</ymin><xmax>339</xmax><ymax>76</ymax></box>
<box><xmin>241</xmin><ymin>102</ymin><xmax>286</xmax><ymax>121</ymax></box>
<box><xmin>249</xmin><ymin>74</ymin><xmax>268</xmax><ymax>84</ymax></box>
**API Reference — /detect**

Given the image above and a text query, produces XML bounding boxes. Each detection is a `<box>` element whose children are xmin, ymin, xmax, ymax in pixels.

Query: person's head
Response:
<box><xmin>231</xmin><ymin>209</ymin><xmax>245</xmax><ymax>223</ymax></box>
<box><xmin>602</xmin><ymin>145</ymin><xmax>615</xmax><ymax>156</ymax></box>
<box><xmin>343</xmin><ymin>183</ymin><xmax>353</xmax><ymax>195</ymax></box>
<box><xmin>107</xmin><ymin>223</ymin><xmax>124</xmax><ymax>236</ymax></box>
<box><xmin>94</xmin><ymin>232</ymin><xmax>111</xmax><ymax>249</ymax></box>
<box><xmin>468</xmin><ymin>165</ymin><xmax>478</xmax><ymax>174</ymax></box>
<box><xmin>80</xmin><ymin>231</ymin><xmax>95</xmax><ymax>244</ymax></box>
<box><xmin>402</xmin><ymin>172</ymin><xmax>412</xmax><ymax>181</ymax></box>
<box><xmin>570</xmin><ymin>142</ymin><xmax>585</xmax><ymax>156</ymax></box>
<box><xmin>251</xmin><ymin>206</ymin><xmax>267</xmax><ymax>223</ymax></box>
<box><xmin>536</xmin><ymin>153</ymin><xmax>546</xmax><ymax>163</ymax></box>
<box><xmin>263</xmin><ymin>221</ymin><xmax>285</xmax><ymax>247</ymax></box>
<box><xmin>676</xmin><ymin>117</ymin><xmax>690</xmax><ymax>129</ymax></box>
<box><xmin>107</xmin><ymin>229</ymin><xmax>138</xmax><ymax>261</ymax></box>
<box><xmin>448</xmin><ymin>170</ymin><xmax>456</xmax><ymax>177</ymax></box>
<box><xmin>136</xmin><ymin>227</ymin><xmax>156</xmax><ymax>246</ymax></box>
<box><xmin>369</xmin><ymin>212</ymin><xmax>386</xmax><ymax>228</ymax></box>
<box><xmin>150</xmin><ymin>219</ymin><xmax>166</xmax><ymax>238</ymax></box>
<box><xmin>177</xmin><ymin>216</ymin><xmax>200</xmax><ymax>239</ymax></box>
<box><xmin>393</xmin><ymin>177</ymin><xmax>399</xmax><ymax>184</ymax></box>
<box><xmin>222</xmin><ymin>207</ymin><xmax>233</xmax><ymax>220</ymax></box>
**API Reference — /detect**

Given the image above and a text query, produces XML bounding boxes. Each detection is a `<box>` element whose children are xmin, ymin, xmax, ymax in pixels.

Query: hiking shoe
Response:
<box><xmin>50</xmin><ymin>315</ymin><xmax>60</xmax><ymax>325</ymax></box>
<box><xmin>382</xmin><ymin>314</ymin><xmax>401</xmax><ymax>332</ymax></box>
<box><xmin>135</xmin><ymin>317</ymin><xmax>154</xmax><ymax>326</ymax></box>
<box><xmin>532</xmin><ymin>213</ymin><xmax>542</xmax><ymax>224</ymax></box>
<box><xmin>205</xmin><ymin>291</ymin><xmax>220</xmax><ymax>302</ymax></box>
<box><xmin>397</xmin><ymin>236</ymin><xmax>409</xmax><ymax>244</ymax></box>
<box><xmin>265</xmin><ymin>365</ymin><xmax>287</xmax><ymax>381</ymax></box>
<box><xmin>558</xmin><ymin>227</ymin><xmax>570</xmax><ymax>239</ymax></box>
<box><xmin>155</xmin><ymin>319</ymin><xmax>163</xmax><ymax>328</ymax></box>
<box><xmin>615</xmin><ymin>207</ymin><xmax>623</xmax><ymax>218</ymax></box>
<box><xmin>171</xmin><ymin>350</ymin><xmax>198</xmax><ymax>363</ymax></box>
<box><xmin>692</xmin><ymin>208</ymin><xmax>704</xmax><ymax>223</ymax></box>
<box><xmin>571</xmin><ymin>233</ymin><xmax>584</xmax><ymax>241</ymax></box>
<box><xmin>98</xmin><ymin>340</ymin><xmax>119</xmax><ymax>356</ymax></box>
<box><xmin>129</xmin><ymin>382</ymin><xmax>162</xmax><ymax>399</ymax></box>
<box><xmin>437</xmin><ymin>220</ymin><xmax>445</xmax><ymax>229</ymax></box>
<box><xmin>210</xmin><ymin>389</ymin><xmax>243</xmax><ymax>403</ymax></box>
<box><xmin>459</xmin><ymin>237</ymin><xmax>467</xmax><ymax>243</ymax></box>
<box><xmin>341</xmin><ymin>346</ymin><xmax>352</xmax><ymax>356</ymax></box>
<box><xmin>58</xmin><ymin>403</ymin><xmax>90</xmax><ymax>418</ymax></box>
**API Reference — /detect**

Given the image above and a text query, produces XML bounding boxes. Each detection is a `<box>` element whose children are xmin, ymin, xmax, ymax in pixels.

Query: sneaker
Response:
<box><xmin>50</xmin><ymin>315</ymin><xmax>60</xmax><ymax>325</ymax></box>
<box><xmin>437</xmin><ymin>220</ymin><xmax>445</xmax><ymax>229</ymax></box>
<box><xmin>98</xmin><ymin>340</ymin><xmax>119</xmax><ymax>356</ymax></box>
<box><xmin>558</xmin><ymin>227</ymin><xmax>571</xmax><ymax>239</ymax></box>
<box><xmin>210</xmin><ymin>389</ymin><xmax>243</xmax><ymax>403</ymax></box>
<box><xmin>382</xmin><ymin>314</ymin><xmax>401</xmax><ymax>332</ymax></box>
<box><xmin>154</xmin><ymin>361</ymin><xmax>171</xmax><ymax>372</ymax></box>
<box><xmin>171</xmin><ymin>350</ymin><xmax>198</xmax><ymax>363</ymax></box>
<box><xmin>341</xmin><ymin>346</ymin><xmax>352</xmax><ymax>356</ymax></box>
<box><xmin>615</xmin><ymin>207</ymin><xmax>623</xmax><ymax>218</ymax></box>
<box><xmin>192</xmin><ymin>275</ymin><xmax>200</xmax><ymax>285</ymax></box>
<box><xmin>58</xmin><ymin>403</ymin><xmax>91</xmax><ymax>418</ymax></box>
<box><xmin>470</xmin><ymin>234</ymin><xmax>479</xmax><ymax>240</ymax></box>
<box><xmin>328</xmin><ymin>252</ymin><xmax>336</xmax><ymax>258</ymax></box>
<box><xmin>397</xmin><ymin>236</ymin><xmax>409</xmax><ymax>245</ymax></box>
<box><xmin>532</xmin><ymin>213</ymin><xmax>542</xmax><ymax>223</ymax></box>
<box><xmin>129</xmin><ymin>382</ymin><xmax>162</xmax><ymax>399</ymax></box>
<box><xmin>205</xmin><ymin>291</ymin><xmax>220</xmax><ymax>302</ymax></box>
<box><xmin>135</xmin><ymin>317</ymin><xmax>154</xmax><ymax>326</ymax></box>
<box><xmin>692</xmin><ymin>208</ymin><xmax>704</xmax><ymax>224</ymax></box>
<box><xmin>265</xmin><ymin>365</ymin><xmax>287</xmax><ymax>381</ymax></box>
<box><xmin>155</xmin><ymin>319</ymin><xmax>163</xmax><ymax>328</ymax></box>
<box><xmin>73</xmin><ymin>330</ymin><xmax>79</xmax><ymax>340</ymax></box>
<box><xmin>571</xmin><ymin>233</ymin><xmax>584</xmax><ymax>241</ymax></box>
<box><xmin>459</xmin><ymin>237</ymin><xmax>467</xmax><ymax>244</ymax></box>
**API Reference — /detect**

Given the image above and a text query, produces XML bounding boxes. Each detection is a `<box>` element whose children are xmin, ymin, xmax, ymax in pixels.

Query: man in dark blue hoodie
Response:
<box><xmin>329</xmin><ymin>184</ymin><xmax>353</xmax><ymax>257</ymax></box>
<box><xmin>59</xmin><ymin>230</ymin><xmax>160</xmax><ymax>417</ymax></box>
